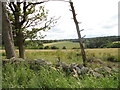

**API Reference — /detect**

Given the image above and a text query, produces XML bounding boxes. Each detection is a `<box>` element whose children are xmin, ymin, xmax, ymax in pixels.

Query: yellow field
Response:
<box><xmin>0</xmin><ymin>48</ymin><xmax>119</xmax><ymax>54</ymax></box>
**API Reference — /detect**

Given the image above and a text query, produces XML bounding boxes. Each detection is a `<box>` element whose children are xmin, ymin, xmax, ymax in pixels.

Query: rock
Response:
<box><xmin>94</xmin><ymin>67</ymin><xmax>104</xmax><ymax>73</ymax></box>
<box><xmin>69</xmin><ymin>63</ymin><xmax>76</xmax><ymax>70</ymax></box>
<box><xmin>96</xmin><ymin>59</ymin><xmax>104</xmax><ymax>64</ymax></box>
<box><xmin>77</xmin><ymin>64</ymin><xmax>84</xmax><ymax>69</ymax></box>
<box><xmin>33</xmin><ymin>59</ymin><xmax>47</xmax><ymax>65</ymax></box>
<box><xmin>93</xmin><ymin>72</ymin><xmax>103</xmax><ymax>78</ymax></box>
<box><xmin>88</xmin><ymin>69</ymin><xmax>94</xmax><ymax>75</ymax></box>
<box><xmin>95</xmin><ymin>66</ymin><xmax>111</xmax><ymax>73</ymax></box>
<box><xmin>103</xmin><ymin>66</ymin><xmax>111</xmax><ymax>74</ymax></box>
<box><xmin>80</xmin><ymin>67</ymin><xmax>89</xmax><ymax>75</ymax></box>
<box><xmin>111</xmin><ymin>67</ymin><xmax>118</xmax><ymax>73</ymax></box>
<box><xmin>46</xmin><ymin>62</ymin><xmax>52</xmax><ymax>65</ymax></box>
<box><xmin>74</xmin><ymin>66</ymin><xmax>81</xmax><ymax>75</ymax></box>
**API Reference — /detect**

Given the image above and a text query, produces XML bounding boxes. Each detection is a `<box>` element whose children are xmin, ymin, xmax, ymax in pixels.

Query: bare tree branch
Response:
<box><xmin>25</xmin><ymin>2</ymin><xmax>44</xmax><ymax>9</ymax></box>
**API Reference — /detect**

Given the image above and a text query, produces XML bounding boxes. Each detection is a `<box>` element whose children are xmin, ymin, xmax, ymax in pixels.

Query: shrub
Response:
<box><xmin>102</xmin><ymin>53</ymin><xmax>118</xmax><ymax>62</ymax></box>
<box><xmin>44</xmin><ymin>46</ymin><xmax>50</xmax><ymax>49</ymax></box>
<box><xmin>72</xmin><ymin>47</ymin><xmax>80</xmax><ymax>49</ymax></box>
<box><xmin>51</xmin><ymin>46</ymin><xmax>59</xmax><ymax>49</ymax></box>
<box><xmin>107</xmin><ymin>56</ymin><xmax>117</xmax><ymax>62</ymax></box>
<box><xmin>62</xmin><ymin>46</ymin><xmax>66</xmax><ymax>49</ymax></box>
<box><xmin>2</xmin><ymin>52</ymin><xmax>6</xmax><ymax>56</ymax></box>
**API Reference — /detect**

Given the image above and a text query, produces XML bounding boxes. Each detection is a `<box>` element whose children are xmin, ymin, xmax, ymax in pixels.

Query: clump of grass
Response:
<box><xmin>102</xmin><ymin>53</ymin><xmax>118</xmax><ymax>62</ymax></box>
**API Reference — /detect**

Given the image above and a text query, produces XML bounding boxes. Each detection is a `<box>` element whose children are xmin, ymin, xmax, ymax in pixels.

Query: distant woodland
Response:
<box><xmin>1</xmin><ymin>36</ymin><xmax>119</xmax><ymax>50</ymax></box>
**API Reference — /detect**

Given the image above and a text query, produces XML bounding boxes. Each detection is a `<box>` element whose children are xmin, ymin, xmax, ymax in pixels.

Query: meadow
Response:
<box><xmin>25</xmin><ymin>48</ymin><xmax>119</xmax><ymax>63</ymax></box>
<box><xmin>1</xmin><ymin>48</ymin><xmax>119</xmax><ymax>88</ymax></box>
<box><xmin>43</xmin><ymin>41</ymin><xmax>80</xmax><ymax>49</ymax></box>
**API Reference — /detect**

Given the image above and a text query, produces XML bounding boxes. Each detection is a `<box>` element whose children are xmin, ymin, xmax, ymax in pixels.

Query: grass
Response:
<box><xmin>25</xmin><ymin>50</ymin><xmax>83</xmax><ymax>64</ymax></box>
<box><xmin>1</xmin><ymin>48</ymin><xmax>119</xmax><ymax>63</ymax></box>
<box><xmin>43</xmin><ymin>41</ymin><xmax>80</xmax><ymax>49</ymax></box>
<box><xmin>1</xmin><ymin>48</ymin><xmax>119</xmax><ymax>88</ymax></box>
<box><xmin>2</xmin><ymin>62</ymin><xmax>119</xmax><ymax>88</ymax></box>
<box><xmin>24</xmin><ymin>48</ymin><xmax>119</xmax><ymax>63</ymax></box>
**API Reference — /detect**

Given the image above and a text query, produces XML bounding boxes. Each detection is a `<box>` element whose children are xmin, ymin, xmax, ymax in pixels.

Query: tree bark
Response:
<box><xmin>2</xmin><ymin>2</ymin><xmax>16</xmax><ymax>59</ymax></box>
<box><xmin>16</xmin><ymin>32</ymin><xmax>25</xmax><ymax>59</ymax></box>
<box><xmin>12</xmin><ymin>2</ymin><xmax>25</xmax><ymax>59</ymax></box>
<box><xmin>69</xmin><ymin>1</ymin><xmax>87</xmax><ymax>66</ymax></box>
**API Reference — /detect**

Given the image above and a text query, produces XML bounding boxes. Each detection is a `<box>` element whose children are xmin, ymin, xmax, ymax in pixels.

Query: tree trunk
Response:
<box><xmin>12</xmin><ymin>2</ymin><xmax>25</xmax><ymax>59</ymax></box>
<box><xmin>16</xmin><ymin>32</ymin><xmax>25</xmax><ymax>59</ymax></box>
<box><xmin>2</xmin><ymin>2</ymin><xmax>16</xmax><ymax>59</ymax></box>
<box><xmin>70</xmin><ymin>1</ymin><xmax>87</xmax><ymax>66</ymax></box>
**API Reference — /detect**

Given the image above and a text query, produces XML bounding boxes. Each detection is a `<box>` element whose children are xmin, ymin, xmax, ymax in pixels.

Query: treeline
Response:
<box><xmin>83</xmin><ymin>36</ymin><xmax>120</xmax><ymax>48</ymax></box>
<box><xmin>23</xmin><ymin>36</ymin><xmax>120</xmax><ymax>49</ymax></box>
<box><xmin>63</xmin><ymin>36</ymin><xmax>120</xmax><ymax>48</ymax></box>
<box><xmin>3</xmin><ymin>36</ymin><xmax>119</xmax><ymax>49</ymax></box>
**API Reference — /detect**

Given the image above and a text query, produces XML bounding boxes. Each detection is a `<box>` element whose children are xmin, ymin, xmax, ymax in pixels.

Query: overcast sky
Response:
<box><xmin>40</xmin><ymin>0</ymin><xmax>119</xmax><ymax>40</ymax></box>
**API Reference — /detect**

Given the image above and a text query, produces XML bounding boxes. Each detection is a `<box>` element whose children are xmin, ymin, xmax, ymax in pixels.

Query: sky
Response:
<box><xmin>39</xmin><ymin>0</ymin><xmax>119</xmax><ymax>40</ymax></box>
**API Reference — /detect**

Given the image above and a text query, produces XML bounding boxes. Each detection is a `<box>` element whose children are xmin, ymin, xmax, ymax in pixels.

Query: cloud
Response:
<box><xmin>102</xmin><ymin>23</ymin><xmax>117</xmax><ymax>29</ymax></box>
<box><xmin>39</xmin><ymin>0</ymin><xmax>119</xmax><ymax>40</ymax></box>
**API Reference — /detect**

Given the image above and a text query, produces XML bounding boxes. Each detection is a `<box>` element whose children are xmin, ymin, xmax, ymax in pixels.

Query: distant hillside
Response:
<box><xmin>24</xmin><ymin>36</ymin><xmax>120</xmax><ymax>49</ymax></box>
<box><xmin>43</xmin><ymin>41</ymin><xmax>80</xmax><ymax>49</ymax></box>
<box><xmin>42</xmin><ymin>36</ymin><xmax>120</xmax><ymax>48</ymax></box>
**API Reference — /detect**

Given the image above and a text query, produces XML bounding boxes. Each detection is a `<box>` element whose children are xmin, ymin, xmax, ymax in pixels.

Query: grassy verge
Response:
<box><xmin>2</xmin><ymin>62</ymin><xmax>119</xmax><ymax>88</ymax></box>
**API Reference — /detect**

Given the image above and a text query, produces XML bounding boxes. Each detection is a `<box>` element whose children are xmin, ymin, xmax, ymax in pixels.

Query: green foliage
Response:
<box><xmin>25</xmin><ymin>40</ymin><xmax>43</xmax><ymax>49</ymax></box>
<box><xmin>62</xmin><ymin>46</ymin><xmax>66</xmax><ymax>49</ymax></box>
<box><xmin>102</xmin><ymin>53</ymin><xmax>119</xmax><ymax>62</ymax></box>
<box><xmin>2</xmin><ymin>52</ymin><xmax>6</xmax><ymax>56</ymax></box>
<box><xmin>7</xmin><ymin>2</ymin><xmax>57</xmax><ymax>43</ymax></box>
<box><xmin>101</xmin><ymin>42</ymin><xmax>120</xmax><ymax>48</ymax></box>
<box><xmin>84</xmin><ymin>36</ymin><xmax>119</xmax><ymax>48</ymax></box>
<box><xmin>2</xmin><ymin>62</ymin><xmax>119</xmax><ymax>88</ymax></box>
<box><xmin>51</xmin><ymin>46</ymin><xmax>59</xmax><ymax>49</ymax></box>
<box><xmin>2</xmin><ymin>48</ymin><xmax>119</xmax><ymax>88</ymax></box>
<box><xmin>44</xmin><ymin>46</ymin><xmax>50</xmax><ymax>49</ymax></box>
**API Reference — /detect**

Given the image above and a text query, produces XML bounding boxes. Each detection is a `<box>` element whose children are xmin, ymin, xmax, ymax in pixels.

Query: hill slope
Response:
<box><xmin>43</xmin><ymin>41</ymin><xmax>80</xmax><ymax>49</ymax></box>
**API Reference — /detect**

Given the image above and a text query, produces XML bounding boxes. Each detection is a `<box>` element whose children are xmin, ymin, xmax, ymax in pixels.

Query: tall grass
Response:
<box><xmin>25</xmin><ymin>50</ymin><xmax>83</xmax><ymax>64</ymax></box>
<box><xmin>2</xmin><ymin>62</ymin><xmax>119</xmax><ymax>88</ymax></box>
<box><xmin>2</xmin><ymin>48</ymin><xmax>119</xmax><ymax>88</ymax></box>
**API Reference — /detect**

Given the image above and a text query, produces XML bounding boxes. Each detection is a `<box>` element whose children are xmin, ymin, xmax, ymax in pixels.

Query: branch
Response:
<box><xmin>26</xmin><ymin>2</ymin><xmax>44</xmax><ymax>9</ymax></box>
<box><xmin>20</xmin><ymin>2</ymin><xmax>27</xmax><ymax>26</ymax></box>
<box><xmin>80</xmin><ymin>29</ymin><xmax>84</xmax><ymax>32</ymax></box>
<box><xmin>82</xmin><ymin>35</ymin><xmax>86</xmax><ymax>39</ymax></box>
<box><xmin>11</xmin><ymin>2</ymin><xmax>16</xmax><ymax>11</ymax></box>
<box><xmin>9</xmin><ymin>3</ymin><xmax>15</xmax><ymax>13</ymax></box>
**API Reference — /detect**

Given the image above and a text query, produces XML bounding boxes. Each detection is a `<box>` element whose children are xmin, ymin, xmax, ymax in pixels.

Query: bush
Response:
<box><xmin>72</xmin><ymin>47</ymin><xmax>80</xmax><ymax>49</ymax></box>
<box><xmin>44</xmin><ymin>46</ymin><xmax>50</xmax><ymax>49</ymax></box>
<box><xmin>101</xmin><ymin>42</ymin><xmax>120</xmax><ymax>48</ymax></box>
<box><xmin>102</xmin><ymin>53</ymin><xmax>118</xmax><ymax>62</ymax></box>
<box><xmin>51</xmin><ymin>46</ymin><xmax>59</xmax><ymax>49</ymax></box>
<box><xmin>62</xmin><ymin>46</ymin><xmax>66</xmax><ymax>49</ymax></box>
<box><xmin>2</xmin><ymin>52</ymin><xmax>6</xmax><ymax>56</ymax></box>
<box><xmin>107</xmin><ymin>56</ymin><xmax>117</xmax><ymax>62</ymax></box>
<box><xmin>26</xmin><ymin>46</ymin><xmax>43</xmax><ymax>49</ymax></box>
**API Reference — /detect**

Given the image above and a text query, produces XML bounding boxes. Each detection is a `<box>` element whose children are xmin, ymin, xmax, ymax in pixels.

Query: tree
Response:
<box><xmin>69</xmin><ymin>1</ymin><xmax>87</xmax><ymax>66</ymax></box>
<box><xmin>62</xmin><ymin>46</ymin><xmax>66</xmax><ymax>49</ymax></box>
<box><xmin>7</xmin><ymin>1</ymin><xmax>57</xmax><ymax>58</ymax></box>
<box><xmin>1</xmin><ymin>2</ymin><xmax>16</xmax><ymax>59</ymax></box>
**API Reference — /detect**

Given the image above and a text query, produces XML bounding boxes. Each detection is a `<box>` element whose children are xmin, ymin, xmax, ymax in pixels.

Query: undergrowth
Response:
<box><xmin>2</xmin><ymin>62</ymin><xmax>119</xmax><ymax>88</ymax></box>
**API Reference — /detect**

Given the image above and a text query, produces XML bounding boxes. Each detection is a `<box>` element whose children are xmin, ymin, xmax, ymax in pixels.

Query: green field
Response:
<box><xmin>1</xmin><ymin>48</ymin><xmax>119</xmax><ymax>64</ymax></box>
<box><xmin>43</xmin><ymin>41</ymin><xmax>80</xmax><ymax>49</ymax></box>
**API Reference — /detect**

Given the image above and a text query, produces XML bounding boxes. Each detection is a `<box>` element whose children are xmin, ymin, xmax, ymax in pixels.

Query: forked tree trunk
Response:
<box><xmin>69</xmin><ymin>1</ymin><xmax>87</xmax><ymax>66</ymax></box>
<box><xmin>12</xmin><ymin>1</ymin><xmax>25</xmax><ymax>59</ymax></box>
<box><xmin>2</xmin><ymin>2</ymin><xmax>16</xmax><ymax>59</ymax></box>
